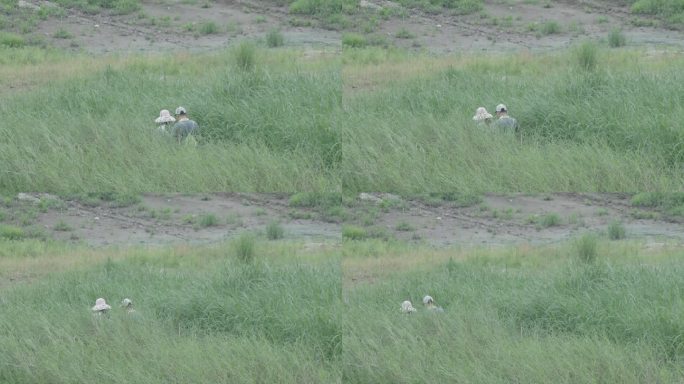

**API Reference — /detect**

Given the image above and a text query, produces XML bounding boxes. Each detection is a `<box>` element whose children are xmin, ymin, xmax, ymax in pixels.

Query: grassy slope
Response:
<box><xmin>342</xmin><ymin>48</ymin><xmax>684</xmax><ymax>193</ymax></box>
<box><xmin>343</xmin><ymin>240</ymin><xmax>684</xmax><ymax>383</ymax></box>
<box><xmin>0</xmin><ymin>240</ymin><xmax>341</xmax><ymax>383</ymax></box>
<box><xmin>0</xmin><ymin>47</ymin><xmax>340</xmax><ymax>193</ymax></box>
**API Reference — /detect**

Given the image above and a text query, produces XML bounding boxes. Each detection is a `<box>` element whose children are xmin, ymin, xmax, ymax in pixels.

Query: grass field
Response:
<box><xmin>0</xmin><ymin>238</ymin><xmax>341</xmax><ymax>383</ymax></box>
<box><xmin>0</xmin><ymin>46</ymin><xmax>340</xmax><ymax>193</ymax></box>
<box><xmin>342</xmin><ymin>47</ymin><xmax>684</xmax><ymax>193</ymax></box>
<box><xmin>342</xmin><ymin>239</ymin><xmax>684</xmax><ymax>383</ymax></box>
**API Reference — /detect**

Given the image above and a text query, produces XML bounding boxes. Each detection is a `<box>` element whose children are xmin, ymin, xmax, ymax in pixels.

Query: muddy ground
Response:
<box><xmin>3</xmin><ymin>192</ymin><xmax>684</xmax><ymax>248</ymax></box>
<box><xmin>15</xmin><ymin>0</ymin><xmax>684</xmax><ymax>54</ymax></box>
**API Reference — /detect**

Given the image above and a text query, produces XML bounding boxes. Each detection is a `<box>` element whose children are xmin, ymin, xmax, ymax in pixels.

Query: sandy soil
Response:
<box><xmin>18</xmin><ymin>0</ymin><xmax>684</xmax><ymax>54</ymax></box>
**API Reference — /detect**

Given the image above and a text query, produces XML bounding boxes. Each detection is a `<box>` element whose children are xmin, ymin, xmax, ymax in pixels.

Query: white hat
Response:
<box><xmin>175</xmin><ymin>106</ymin><xmax>187</xmax><ymax>115</ymax></box>
<box><xmin>496</xmin><ymin>104</ymin><xmax>507</xmax><ymax>113</ymax></box>
<box><xmin>121</xmin><ymin>298</ymin><xmax>133</xmax><ymax>307</ymax></box>
<box><xmin>92</xmin><ymin>298</ymin><xmax>111</xmax><ymax>312</ymax></box>
<box><xmin>401</xmin><ymin>300</ymin><xmax>417</xmax><ymax>313</ymax></box>
<box><xmin>155</xmin><ymin>109</ymin><xmax>176</xmax><ymax>123</ymax></box>
<box><xmin>422</xmin><ymin>295</ymin><xmax>434</xmax><ymax>305</ymax></box>
<box><xmin>473</xmin><ymin>107</ymin><xmax>493</xmax><ymax>121</ymax></box>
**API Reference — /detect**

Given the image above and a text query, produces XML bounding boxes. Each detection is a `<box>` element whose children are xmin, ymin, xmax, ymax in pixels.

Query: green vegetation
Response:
<box><xmin>342</xmin><ymin>33</ymin><xmax>367</xmax><ymax>48</ymax></box>
<box><xmin>608</xmin><ymin>28</ymin><xmax>627</xmax><ymax>47</ymax></box>
<box><xmin>394</xmin><ymin>221</ymin><xmax>414</xmax><ymax>231</ymax></box>
<box><xmin>198</xmin><ymin>21</ymin><xmax>218</xmax><ymax>35</ymax></box>
<box><xmin>266</xmin><ymin>221</ymin><xmax>285</xmax><ymax>239</ymax></box>
<box><xmin>0</xmin><ymin>47</ymin><xmax>340</xmax><ymax>193</ymax></box>
<box><xmin>342</xmin><ymin>47</ymin><xmax>684</xmax><ymax>193</ymax></box>
<box><xmin>266</xmin><ymin>29</ymin><xmax>285</xmax><ymax>47</ymax></box>
<box><xmin>630</xmin><ymin>0</ymin><xmax>684</xmax><ymax>28</ymax></box>
<box><xmin>540</xmin><ymin>212</ymin><xmax>561</xmax><ymax>228</ymax></box>
<box><xmin>541</xmin><ymin>20</ymin><xmax>561</xmax><ymax>35</ymax></box>
<box><xmin>608</xmin><ymin>220</ymin><xmax>626</xmax><ymax>240</ymax></box>
<box><xmin>232</xmin><ymin>232</ymin><xmax>256</xmax><ymax>262</ymax></box>
<box><xmin>342</xmin><ymin>225</ymin><xmax>366</xmax><ymax>240</ymax></box>
<box><xmin>343</xmin><ymin>239</ymin><xmax>684</xmax><ymax>382</ymax></box>
<box><xmin>395</xmin><ymin>27</ymin><xmax>415</xmax><ymax>39</ymax></box>
<box><xmin>393</xmin><ymin>0</ymin><xmax>483</xmax><ymax>14</ymax></box>
<box><xmin>574</xmin><ymin>233</ymin><xmax>598</xmax><ymax>263</ymax></box>
<box><xmin>0</xmin><ymin>224</ymin><xmax>25</xmax><ymax>240</ymax></box>
<box><xmin>197</xmin><ymin>213</ymin><xmax>219</xmax><ymax>227</ymax></box>
<box><xmin>53</xmin><ymin>28</ymin><xmax>73</xmax><ymax>39</ymax></box>
<box><xmin>53</xmin><ymin>220</ymin><xmax>72</xmax><ymax>231</ymax></box>
<box><xmin>0</xmin><ymin>240</ymin><xmax>340</xmax><ymax>383</ymax></box>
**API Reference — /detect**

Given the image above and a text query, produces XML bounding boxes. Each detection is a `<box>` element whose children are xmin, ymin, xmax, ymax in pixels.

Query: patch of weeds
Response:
<box><xmin>253</xmin><ymin>208</ymin><xmax>267</xmax><ymax>216</ymax></box>
<box><xmin>395</xmin><ymin>27</ymin><xmax>415</xmax><ymax>38</ymax></box>
<box><xmin>182</xmin><ymin>23</ymin><xmax>195</xmax><ymax>32</ymax></box>
<box><xmin>234</xmin><ymin>41</ymin><xmax>256</xmax><ymax>71</ymax></box>
<box><xmin>379</xmin><ymin>197</ymin><xmax>405</xmax><ymax>212</ymax></box>
<box><xmin>197</xmin><ymin>213</ymin><xmax>219</xmax><ymax>228</ymax></box>
<box><xmin>289</xmin><ymin>192</ymin><xmax>341</xmax><ymax>209</ymax></box>
<box><xmin>266</xmin><ymin>29</ymin><xmax>284</xmax><ymax>47</ymax></box>
<box><xmin>254</xmin><ymin>15</ymin><xmax>267</xmax><ymax>23</ymax></box>
<box><xmin>198</xmin><ymin>21</ymin><xmax>219</xmax><ymax>35</ymax></box>
<box><xmin>226</xmin><ymin>20</ymin><xmax>243</xmax><ymax>35</ymax></box>
<box><xmin>323</xmin><ymin>13</ymin><xmax>350</xmax><ymax>30</ymax></box>
<box><xmin>342</xmin><ymin>225</ymin><xmax>367</xmax><ymax>240</ymax></box>
<box><xmin>596</xmin><ymin>16</ymin><xmax>609</xmax><ymax>23</ymax></box>
<box><xmin>200</xmin><ymin>195</ymin><xmax>211</xmax><ymax>201</ymax></box>
<box><xmin>608</xmin><ymin>28</ymin><xmax>626</xmax><ymax>47</ymax></box>
<box><xmin>113</xmin><ymin>0</ymin><xmax>141</xmax><ymax>15</ymax></box>
<box><xmin>289</xmin><ymin>17</ymin><xmax>312</xmax><ymax>27</ymax></box>
<box><xmin>575</xmin><ymin>40</ymin><xmax>598</xmax><ymax>71</ymax></box>
<box><xmin>342</xmin><ymin>33</ymin><xmax>367</xmax><ymax>48</ymax></box>
<box><xmin>595</xmin><ymin>208</ymin><xmax>609</xmax><ymax>216</ymax></box>
<box><xmin>322</xmin><ymin>206</ymin><xmax>348</xmax><ymax>223</ymax></box>
<box><xmin>367</xmin><ymin>226</ymin><xmax>392</xmax><ymax>241</ymax></box>
<box><xmin>631</xmin><ymin>192</ymin><xmax>666</xmax><ymax>208</ymax></box>
<box><xmin>411</xmin><ymin>233</ymin><xmax>422</xmax><ymax>241</ymax></box>
<box><xmin>568</xmin><ymin>21</ymin><xmax>585</xmax><ymax>35</ymax></box>
<box><xmin>0</xmin><ymin>224</ymin><xmax>25</xmax><ymax>240</ymax></box>
<box><xmin>289</xmin><ymin>210</ymin><xmax>313</xmax><ymax>220</ymax></box>
<box><xmin>232</xmin><ymin>232</ymin><xmax>255</xmax><ymax>263</ymax></box>
<box><xmin>181</xmin><ymin>214</ymin><xmax>196</xmax><ymax>225</ymax></box>
<box><xmin>150</xmin><ymin>208</ymin><xmax>172</xmax><ymax>220</ymax></box>
<box><xmin>567</xmin><ymin>213</ymin><xmax>585</xmax><ymax>227</ymax></box>
<box><xmin>38</xmin><ymin>197</ymin><xmax>65</xmax><ymax>212</ymax></box>
<box><xmin>53</xmin><ymin>220</ymin><xmax>72</xmax><ymax>232</ymax></box>
<box><xmin>0</xmin><ymin>32</ymin><xmax>25</xmax><ymax>48</ymax></box>
<box><xmin>266</xmin><ymin>221</ymin><xmax>284</xmax><ymax>240</ymax></box>
<box><xmin>574</xmin><ymin>233</ymin><xmax>598</xmax><ymax>264</ymax></box>
<box><xmin>525</xmin><ymin>215</ymin><xmax>539</xmax><ymax>225</ymax></box>
<box><xmin>630</xmin><ymin>210</ymin><xmax>660</xmax><ymax>220</ymax></box>
<box><xmin>395</xmin><ymin>221</ymin><xmax>415</xmax><ymax>231</ymax></box>
<box><xmin>607</xmin><ymin>220</ymin><xmax>626</xmax><ymax>240</ymax></box>
<box><xmin>540</xmin><ymin>213</ymin><xmax>561</xmax><ymax>228</ymax></box>
<box><xmin>226</xmin><ymin>213</ymin><xmax>243</xmax><ymax>226</ymax></box>
<box><xmin>667</xmin><ymin>205</ymin><xmax>684</xmax><ymax>217</ymax></box>
<box><xmin>492</xmin><ymin>208</ymin><xmax>514</xmax><ymax>220</ymax></box>
<box><xmin>541</xmin><ymin>21</ymin><xmax>561</xmax><ymax>35</ymax></box>
<box><xmin>201</xmin><ymin>1</ymin><xmax>210</xmax><ymax>8</ymax></box>
<box><xmin>0</xmin><ymin>209</ymin><xmax>5</xmax><ymax>222</ymax></box>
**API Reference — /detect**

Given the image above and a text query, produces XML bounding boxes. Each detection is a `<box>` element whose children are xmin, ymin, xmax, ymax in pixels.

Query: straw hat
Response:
<box><xmin>401</xmin><ymin>300</ymin><xmax>417</xmax><ymax>314</ymax></box>
<box><xmin>155</xmin><ymin>109</ymin><xmax>176</xmax><ymax>124</ymax></box>
<box><xmin>422</xmin><ymin>295</ymin><xmax>434</xmax><ymax>305</ymax></box>
<box><xmin>473</xmin><ymin>107</ymin><xmax>493</xmax><ymax>121</ymax></box>
<box><xmin>92</xmin><ymin>298</ymin><xmax>111</xmax><ymax>312</ymax></box>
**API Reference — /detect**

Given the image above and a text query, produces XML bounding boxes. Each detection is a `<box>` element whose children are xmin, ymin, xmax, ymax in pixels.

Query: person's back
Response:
<box><xmin>494</xmin><ymin>104</ymin><xmax>518</xmax><ymax>135</ymax></box>
<box><xmin>172</xmin><ymin>106</ymin><xmax>199</xmax><ymax>144</ymax></box>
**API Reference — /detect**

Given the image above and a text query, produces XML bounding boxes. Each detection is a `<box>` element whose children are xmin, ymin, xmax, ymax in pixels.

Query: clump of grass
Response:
<box><xmin>395</xmin><ymin>28</ymin><xmax>415</xmax><ymax>39</ymax></box>
<box><xmin>395</xmin><ymin>221</ymin><xmax>414</xmax><ymax>231</ymax></box>
<box><xmin>540</xmin><ymin>213</ymin><xmax>561</xmax><ymax>228</ymax></box>
<box><xmin>575</xmin><ymin>40</ymin><xmax>598</xmax><ymax>71</ymax></box>
<box><xmin>234</xmin><ymin>41</ymin><xmax>256</xmax><ymax>71</ymax></box>
<box><xmin>607</xmin><ymin>220</ymin><xmax>626</xmax><ymax>240</ymax></box>
<box><xmin>198</xmin><ymin>21</ymin><xmax>218</xmax><ymax>35</ymax></box>
<box><xmin>342</xmin><ymin>33</ymin><xmax>367</xmax><ymax>48</ymax></box>
<box><xmin>53</xmin><ymin>220</ymin><xmax>72</xmax><ymax>231</ymax></box>
<box><xmin>289</xmin><ymin>192</ymin><xmax>340</xmax><ymax>209</ymax></box>
<box><xmin>574</xmin><ymin>233</ymin><xmax>598</xmax><ymax>263</ymax></box>
<box><xmin>541</xmin><ymin>21</ymin><xmax>560</xmax><ymax>35</ymax></box>
<box><xmin>53</xmin><ymin>28</ymin><xmax>73</xmax><ymax>39</ymax></box>
<box><xmin>266</xmin><ymin>221</ymin><xmax>284</xmax><ymax>240</ymax></box>
<box><xmin>0</xmin><ymin>224</ymin><xmax>25</xmax><ymax>240</ymax></box>
<box><xmin>198</xmin><ymin>213</ymin><xmax>219</xmax><ymax>228</ymax></box>
<box><xmin>232</xmin><ymin>232</ymin><xmax>255</xmax><ymax>263</ymax></box>
<box><xmin>608</xmin><ymin>28</ymin><xmax>626</xmax><ymax>47</ymax></box>
<box><xmin>342</xmin><ymin>225</ymin><xmax>367</xmax><ymax>240</ymax></box>
<box><xmin>0</xmin><ymin>32</ymin><xmax>25</xmax><ymax>47</ymax></box>
<box><xmin>266</xmin><ymin>29</ymin><xmax>284</xmax><ymax>47</ymax></box>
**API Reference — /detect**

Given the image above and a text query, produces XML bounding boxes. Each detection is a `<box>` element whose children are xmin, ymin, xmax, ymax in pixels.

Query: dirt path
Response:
<box><xmin>351</xmin><ymin>193</ymin><xmax>684</xmax><ymax>247</ymax></box>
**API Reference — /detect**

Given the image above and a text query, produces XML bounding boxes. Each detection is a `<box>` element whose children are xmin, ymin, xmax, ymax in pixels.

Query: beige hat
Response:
<box><xmin>422</xmin><ymin>295</ymin><xmax>434</xmax><ymax>305</ymax></box>
<box><xmin>92</xmin><ymin>298</ymin><xmax>111</xmax><ymax>312</ymax></box>
<box><xmin>155</xmin><ymin>109</ymin><xmax>176</xmax><ymax>124</ymax></box>
<box><xmin>496</xmin><ymin>104</ymin><xmax>507</xmax><ymax>113</ymax></box>
<box><xmin>473</xmin><ymin>107</ymin><xmax>493</xmax><ymax>121</ymax></box>
<box><xmin>401</xmin><ymin>300</ymin><xmax>417</xmax><ymax>313</ymax></box>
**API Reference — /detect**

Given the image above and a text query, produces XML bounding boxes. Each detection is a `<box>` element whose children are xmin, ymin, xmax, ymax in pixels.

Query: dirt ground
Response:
<box><xmin>4</xmin><ymin>192</ymin><xmax>684</xmax><ymax>248</ymax></box>
<box><xmin>17</xmin><ymin>0</ymin><xmax>684</xmax><ymax>54</ymax></box>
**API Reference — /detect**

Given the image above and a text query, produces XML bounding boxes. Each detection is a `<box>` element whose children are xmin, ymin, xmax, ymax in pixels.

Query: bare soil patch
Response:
<box><xmin>350</xmin><ymin>193</ymin><xmax>684</xmax><ymax>247</ymax></box>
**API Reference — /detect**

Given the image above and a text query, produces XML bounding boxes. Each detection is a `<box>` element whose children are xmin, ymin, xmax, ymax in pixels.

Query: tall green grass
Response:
<box><xmin>0</xmin><ymin>47</ymin><xmax>340</xmax><ymax>193</ymax></box>
<box><xmin>343</xmin><ymin>240</ymin><xmax>684</xmax><ymax>383</ymax></box>
<box><xmin>342</xmin><ymin>48</ymin><xmax>684</xmax><ymax>193</ymax></box>
<box><xmin>0</xmin><ymin>241</ymin><xmax>341</xmax><ymax>383</ymax></box>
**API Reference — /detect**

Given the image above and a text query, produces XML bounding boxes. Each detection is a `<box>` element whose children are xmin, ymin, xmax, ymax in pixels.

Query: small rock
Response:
<box><xmin>94</xmin><ymin>216</ymin><xmax>100</xmax><ymax>221</ymax></box>
<box><xmin>17</xmin><ymin>193</ymin><xmax>40</xmax><ymax>203</ymax></box>
<box><xmin>359</xmin><ymin>193</ymin><xmax>382</xmax><ymax>203</ymax></box>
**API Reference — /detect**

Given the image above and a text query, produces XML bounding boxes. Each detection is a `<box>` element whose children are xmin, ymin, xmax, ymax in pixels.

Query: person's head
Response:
<box><xmin>496</xmin><ymin>104</ymin><xmax>508</xmax><ymax>117</ymax></box>
<box><xmin>155</xmin><ymin>109</ymin><xmax>175</xmax><ymax>125</ymax></box>
<box><xmin>175</xmin><ymin>106</ymin><xmax>188</xmax><ymax>119</ymax></box>
<box><xmin>92</xmin><ymin>298</ymin><xmax>111</xmax><ymax>313</ymax></box>
<box><xmin>121</xmin><ymin>298</ymin><xmax>133</xmax><ymax>308</ymax></box>
<box><xmin>422</xmin><ymin>295</ymin><xmax>434</xmax><ymax>306</ymax></box>
<box><xmin>473</xmin><ymin>107</ymin><xmax>493</xmax><ymax>124</ymax></box>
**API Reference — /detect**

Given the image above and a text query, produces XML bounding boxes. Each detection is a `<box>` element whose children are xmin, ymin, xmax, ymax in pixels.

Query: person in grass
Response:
<box><xmin>171</xmin><ymin>106</ymin><xmax>199</xmax><ymax>145</ymax></box>
<box><xmin>401</xmin><ymin>300</ymin><xmax>417</xmax><ymax>314</ymax></box>
<box><xmin>154</xmin><ymin>109</ymin><xmax>175</xmax><ymax>133</ymax></box>
<box><xmin>91</xmin><ymin>298</ymin><xmax>111</xmax><ymax>316</ymax></box>
<box><xmin>422</xmin><ymin>295</ymin><xmax>444</xmax><ymax>313</ymax></box>
<box><xmin>494</xmin><ymin>104</ymin><xmax>519</xmax><ymax>135</ymax></box>
<box><xmin>472</xmin><ymin>107</ymin><xmax>493</xmax><ymax>127</ymax></box>
<box><xmin>121</xmin><ymin>298</ymin><xmax>136</xmax><ymax>314</ymax></box>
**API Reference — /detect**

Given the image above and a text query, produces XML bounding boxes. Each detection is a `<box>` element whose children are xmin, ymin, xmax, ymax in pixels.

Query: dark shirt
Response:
<box><xmin>172</xmin><ymin>119</ymin><xmax>199</xmax><ymax>141</ymax></box>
